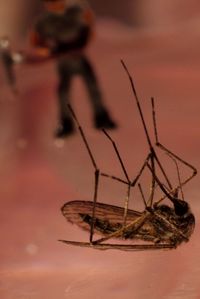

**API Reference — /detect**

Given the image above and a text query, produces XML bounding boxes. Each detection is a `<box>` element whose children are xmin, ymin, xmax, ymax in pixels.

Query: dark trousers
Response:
<box><xmin>57</xmin><ymin>55</ymin><xmax>105</xmax><ymax>122</ymax></box>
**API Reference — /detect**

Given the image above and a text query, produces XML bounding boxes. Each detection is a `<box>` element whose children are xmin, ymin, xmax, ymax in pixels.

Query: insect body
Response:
<box><xmin>61</xmin><ymin>198</ymin><xmax>195</xmax><ymax>250</ymax></box>
<box><xmin>60</xmin><ymin>61</ymin><xmax>197</xmax><ymax>251</ymax></box>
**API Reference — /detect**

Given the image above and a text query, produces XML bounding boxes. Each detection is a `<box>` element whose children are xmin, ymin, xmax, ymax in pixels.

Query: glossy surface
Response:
<box><xmin>1</xmin><ymin>17</ymin><xmax>200</xmax><ymax>299</ymax></box>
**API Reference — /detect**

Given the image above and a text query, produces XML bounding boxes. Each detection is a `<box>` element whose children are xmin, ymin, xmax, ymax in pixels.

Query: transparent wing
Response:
<box><xmin>61</xmin><ymin>200</ymin><xmax>142</xmax><ymax>235</ymax></box>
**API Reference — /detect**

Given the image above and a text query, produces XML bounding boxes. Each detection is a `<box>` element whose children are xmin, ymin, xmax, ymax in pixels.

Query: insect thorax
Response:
<box><xmin>80</xmin><ymin>204</ymin><xmax>195</xmax><ymax>246</ymax></box>
<box><xmin>153</xmin><ymin>204</ymin><xmax>195</xmax><ymax>244</ymax></box>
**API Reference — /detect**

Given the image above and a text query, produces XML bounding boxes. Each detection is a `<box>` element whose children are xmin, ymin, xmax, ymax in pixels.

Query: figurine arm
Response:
<box><xmin>82</xmin><ymin>8</ymin><xmax>95</xmax><ymax>42</ymax></box>
<box><xmin>29</xmin><ymin>30</ymin><xmax>51</xmax><ymax>58</ymax></box>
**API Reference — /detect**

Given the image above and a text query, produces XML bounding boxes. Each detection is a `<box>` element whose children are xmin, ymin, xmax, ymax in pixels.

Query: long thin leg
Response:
<box><xmin>157</xmin><ymin>143</ymin><xmax>197</xmax><ymax>188</ymax></box>
<box><xmin>148</xmin><ymin>153</ymin><xmax>156</xmax><ymax>207</ymax></box>
<box><xmin>101</xmin><ymin>129</ymin><xmax>156</xmax><ymax>225</ymax></box>
<box><xmin>151</xmin><ymin>97</ymin><xmax>159</xmax><ymax>144</ymax></box>
<box><xmin>90</xmin><ymin>169</ymin><xmax>99</xmax><ymax>242</ymax></box>
<box><xmin>123</xmin><ymin>183</ymin><xmax>131</xmax><ymax>227</ymax></box>
<box><xmin>68</xmin><ymin>104</ymin><xmax>100</xmax><ymax>242</ymax></box>
<box><xmin>92</xmin><ymin>211</ymin><xmax>150</xmax><ymax>245</ymax></box>
<box><xmin>59</xmin><ymin>240</ymin><xmax>175</xmax><ymax>251</ymax></box>
<box><xmin>68</xmin><ymin>105</ymin><xmax>131</xmax><ymax>188</ymax></box>
<box><xmin>151</xmin><ymin>97</ymin><xmax>197</xmax><ymax>175</ymax></box>
<box><xmin>147</xmin><ymin>162</ymin><xmax>192</xmax><ymax>237</ymax></box>
<box><xmin>151</xmin><ymin>97</ymin><xmax>197</xmax><ymax>203</ymax></box>
<box><xmin>121</xmin><ymin>60</ymin><xmax>172</xmax><ymax>189</ymax></box>
<box><xmin>131</xmin><ymin>153</ymin><xmax>152</xmax><ymax>186</ymax></box>
<box><xmin>153</xmin><ymin>149</ymin><xmax>173</xmax><ymax>190</ymax></box>
<box><xmin>151</xmin><ymin>96</ymin><xmax>197</xmax><ymax>176</ymax></box>
<box><xmin>167</xmin><ymin>154</ymin><xmax>184</xmax><ymax>200</ymax></box>
<box><xmin>131</xmin><ymin>153</ymin><xmax>155</xmax><ymax>208</ymax></box>
<box><xmin>116</xmin><ymin>152</ymin><xmax>154</xmax><ymax>226</ymax></box>
<box><xmin>102</xmin><ymin>128</ymin><xmax>150</xmax><ymax>229</ymax></box>
<box><xmin>147</xmin><ymin>163</ymin><xmax>175</xmax><ymax>203</ymax></box>
<box><xmin>68</xmin><ymin>104</ymin><xmax>98</xmax><ymax>170</ymax></box>
<box><xmin>100</xmin><ymin>173</ymin><xmax>129</xmax><ymax>185</ymax></box>
<box><xmin>68</xmin><ymin>105</ymin><xmax>134</xmax><ymax>242</ymax></box>
<box><xmin>101</xmin><ymin>128</ymin><xmax>134</xmax><ymax>229</ymax></box>
<box><xmin>101</xmin><ymin>153</ymin><xmax>154</xmax><ymax>229</ymax></box>
<box><xmin>138</xmin><ymin>183</ymin><xmax>148</xmax><ymax>208</ymax></box>
<box><xmin>121</xmin><ymin>60</ymin><xmax>152</xmax><ymax>149</ymax></box>
<box><xmin>102</xmin><ymin>129</ymin><xmax>130</xmax><ymax>183</ymax></box>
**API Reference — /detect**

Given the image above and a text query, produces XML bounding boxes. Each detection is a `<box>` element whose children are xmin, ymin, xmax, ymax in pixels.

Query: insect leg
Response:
<box><xmin>147</xmin><ymin>162</ymin><xmax>176</xmax><ymax>203</ymax></box>
<box><xmin>131</xmin><ymin>153</ymin><xmax>152</xmax><ymax>186</ymax></box>
<box><xmin>157</xmin><ymin>143</ymin><xmax>196</xmax><ymax>193</ymax></box>
<box><xmin>68</xmin><ymin>105</ymin><xmax>131</xmax><ymax>242</ymax></box>
<box><xmin>151</xmin><ymin>97</ymin><xmax>197</xmax><ymax>202</ymax></box>
<box><xmin>101</xmin><ymin>130</ymin><xmax>152</xmax><ymax>227</ymax></box>
<box><xmin>92</xmin><ymin>211</ymin><xmax>150</xmax><ymax>245</ymax></box>
<box><xmin>102</xmin><ymin>129</ymin><xmax>130</xmax><ymax>183</ymax></box>
<box><xmin>138</xmin><ymin>183</ymin><xmax>148</xmax><ymax>208</ymax></box>
<box><xmin>101</xmin><ymin>128</ymin><xmax>132</xmax><ymax>228</ymax></box>
<box><xmin>68</xmin><ymin>104</ymin><xmax>100</xmax><ymax>242</ymax></box>
<box><xmin>131</xmin><ymin>153</ymin><xmax>156</xmax><ymax>208</ymax></box>
<box><xmin>147</xmin><ymin>163</ymin><xmax>192</xmax><ymax>240</ymax></box>
<box><xmin>123</xmin><ymin>183</ymin><xmax>131</xmax><ymax>227</ymax></box>
<box><xmin>68</xmin><ymin>104</ymin><xmax>98</xmax><ymax>170</ymax></box>
<box><xmin>68</xmin><ymin>105</ymin><xmax>128</xmax><ymax>187</ymax></box>
<box><xmin>100</xmin><ymin>173</ymin><xmax>129</xmax><ymax>185</ymax></box>
<box><xmin>121</xmin><ymin>60</ymin><xmax>172</xmax><ymax>190</ymax></box>
<box><xmin>167</xmin><ymin>154</ymin><xmax>184</xmax><ymax>200</ymax></box>
<box><xmin>59</xmin><ymin>240</ymin><xmax>175</xmax><ymax>251</ymax></box>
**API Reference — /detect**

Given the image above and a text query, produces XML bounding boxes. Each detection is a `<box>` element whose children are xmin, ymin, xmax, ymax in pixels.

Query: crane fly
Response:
<box><xmin>59</xmin><ymin>60</ymin><xmax>197</xmax><ymax>251</ymax></box>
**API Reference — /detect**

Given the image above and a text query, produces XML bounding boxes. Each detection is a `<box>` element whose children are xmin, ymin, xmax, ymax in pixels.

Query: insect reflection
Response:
<box><xmin>60</xmin><ymin>61</ymin><xmax>197</xmax><ymax>251</ymax></box>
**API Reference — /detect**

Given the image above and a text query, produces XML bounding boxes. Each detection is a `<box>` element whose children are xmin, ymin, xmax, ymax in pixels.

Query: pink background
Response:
<box><xmin>0</xmin><ymin>2</ymin><xmax>200</xmax><ymax>298</ymax></box>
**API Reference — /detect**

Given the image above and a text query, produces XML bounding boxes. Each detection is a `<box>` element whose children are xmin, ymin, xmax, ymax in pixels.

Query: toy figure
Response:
<box><xmin>0</xmin><ymin>37</ymin><xmax>20</xmax><ymax>95</ymax></box>
<box><xmin>29</xmin><ymin>0</ymin><xmax>117</xmax><ymax>137</ymax></box>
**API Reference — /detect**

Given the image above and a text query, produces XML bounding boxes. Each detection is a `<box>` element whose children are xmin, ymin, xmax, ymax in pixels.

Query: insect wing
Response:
<box><xmin>61</xmin><ymin>200</ymin><xmax>142</xmax><ymax>235</ymax></box>
<box><xmin>59</xmin><ymin>239</ymin><xmax>175</xmax><ymax>251</ymax></box>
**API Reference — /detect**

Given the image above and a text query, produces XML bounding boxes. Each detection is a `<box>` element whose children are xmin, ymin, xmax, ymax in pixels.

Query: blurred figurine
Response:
<box><xmin>0</xmin><ymin>37</ymin><xmax>21</xmax><ymax>95</ymax></box>
<box><xmin>29</xmin><ymin>0</ymin><xmax>117</xmax><ymax>137</ymax></box>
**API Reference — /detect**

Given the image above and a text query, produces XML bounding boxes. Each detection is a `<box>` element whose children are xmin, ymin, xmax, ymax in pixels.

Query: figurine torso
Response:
<box><xmin>35</xmin><ymin>5</ymin><xmax>92</xmax><ymax>54</ymax></box>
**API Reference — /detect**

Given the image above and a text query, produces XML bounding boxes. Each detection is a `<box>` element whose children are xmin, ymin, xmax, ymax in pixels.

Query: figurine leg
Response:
<box><xmin>0</xmin><ymin>37</ymin><xmax>18</xmax><ymax>95</ymax></box>
<box><xmin>80</xmin><ymin>56</ymin><xmax>117</xmax><ymax>129</ymax></box>
<box><xmin>56</xmin><ymin>60</ymin><xmax>75</xmax><ymax>137</ymax></box>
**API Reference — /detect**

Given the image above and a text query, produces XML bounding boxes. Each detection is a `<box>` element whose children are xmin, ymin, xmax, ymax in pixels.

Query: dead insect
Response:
<box><xmin>59</xmin><ymin>60</ymin><xmax>197</xmax><ymax>251</ymax></box>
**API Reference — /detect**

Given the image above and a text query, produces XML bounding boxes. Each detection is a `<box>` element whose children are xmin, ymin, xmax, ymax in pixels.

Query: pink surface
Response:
<box><xmin>1</xmin><ymin>21</ymin><xmax>200</xmax><ymax>298</ymax></box>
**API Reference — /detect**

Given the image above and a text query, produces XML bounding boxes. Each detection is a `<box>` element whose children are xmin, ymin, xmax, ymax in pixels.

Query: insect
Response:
<box><xmin>59</xmin><ymin>60</ymin><xmax>197</xmax><ymax>251</ymax></box>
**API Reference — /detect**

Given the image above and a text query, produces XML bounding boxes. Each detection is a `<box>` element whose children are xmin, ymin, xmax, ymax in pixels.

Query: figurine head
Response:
<box><xmin>43</xmin><ymin>0</ymin><xmax>66</xmax><ymax>13</ymax></box>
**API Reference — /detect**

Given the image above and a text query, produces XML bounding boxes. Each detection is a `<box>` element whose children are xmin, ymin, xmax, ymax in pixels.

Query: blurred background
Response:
<box><xmin>1</xmin><ymin>0</ymin><xmax>200</xmax><ymax>36</ymax></box>
<box><xmin>0</xmin><ymin>1</ymin><xmax>200</xmax><ymax>299</ymax></box>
